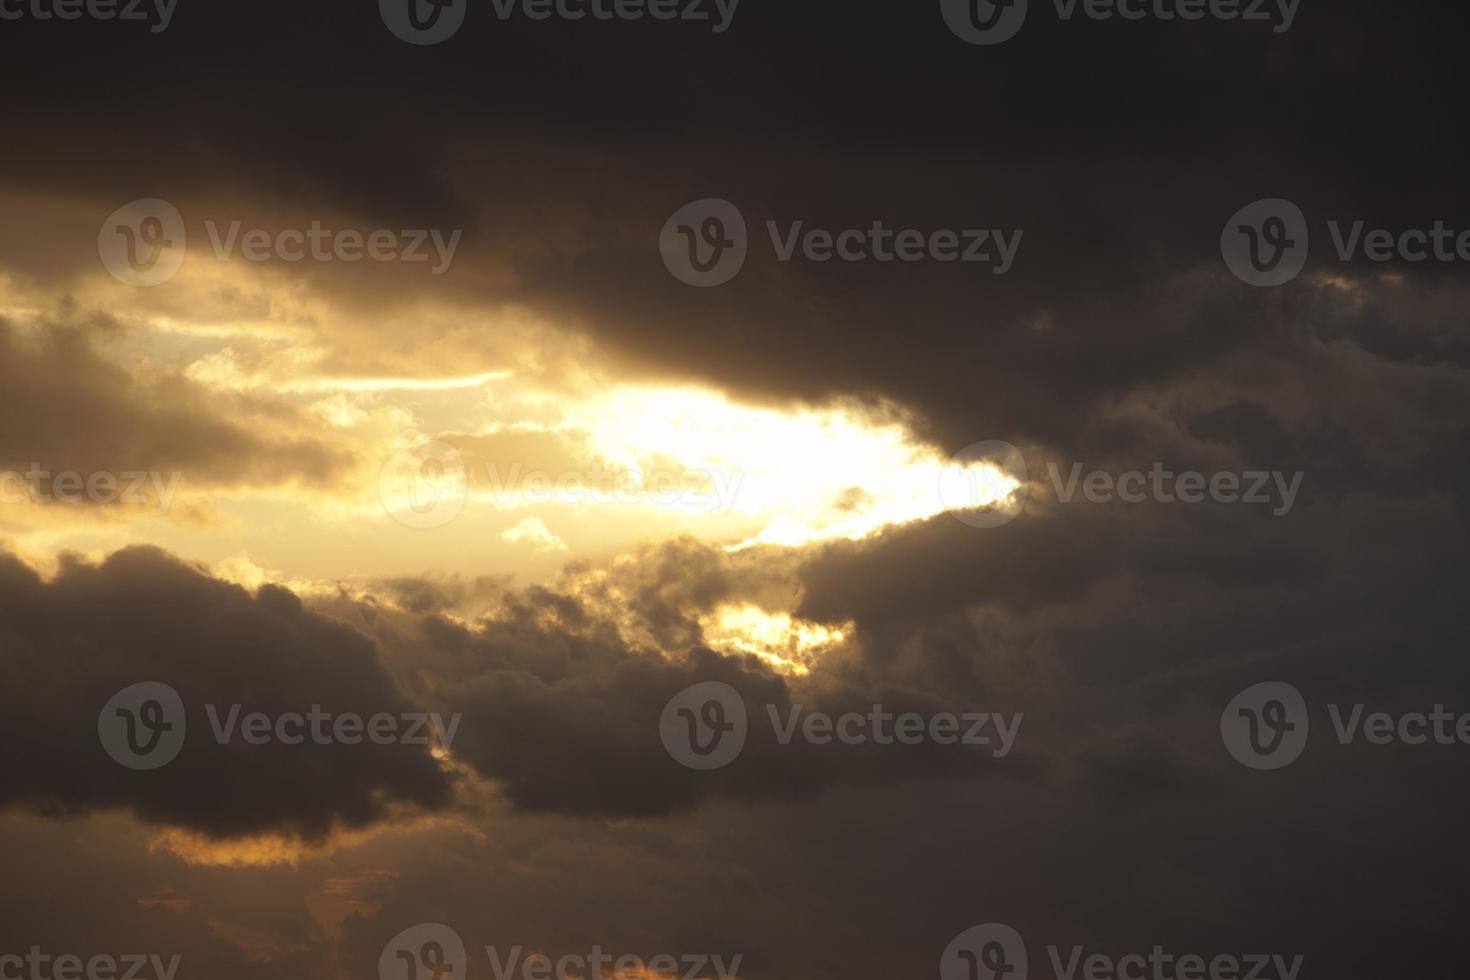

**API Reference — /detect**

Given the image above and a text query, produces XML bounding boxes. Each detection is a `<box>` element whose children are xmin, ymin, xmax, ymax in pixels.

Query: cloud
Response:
<box><xmin>2</xmin><ymin>2</ymin><xmax>1469</xmax><ymax>975</ymax></box>
<box><xmin>499</xmin><ymin>516</ymin><xmax>568</xmax><ymax>552</ymax></box>
<box><xmin>330</xmin><ymin>538</ymin><xmax>1041</xmax><ymax>819</ymax></box>
<box><xmin>0</xmin><ymin>546</ymin><xmax>455</xmax><ymax>842</ymax></box>
<box><xmin>0</xmin><ymin>313</ymin><xmax>352</xmax><ymax>499</ymax></box>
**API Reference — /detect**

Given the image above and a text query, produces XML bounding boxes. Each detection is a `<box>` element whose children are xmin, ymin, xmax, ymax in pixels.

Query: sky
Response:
<box><xmin>1</xmin><ymin>1</ymin><xmax>1469</xmax><ymax>978</ymax></box>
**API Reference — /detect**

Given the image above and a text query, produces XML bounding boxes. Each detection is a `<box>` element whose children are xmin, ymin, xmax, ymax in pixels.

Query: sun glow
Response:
<box><xmin>568</xmin><ymin>386</ymin><xmax>1021</xmax><ymax>547</ymax></box>
<box><xmin>0</xmin><ymin>284</ymin><xmax>1020</xmax><ymax>583</ymax></box>
<box><xmin>700</xmin><ymin>603</ymin><xmax>850</xmax><ymax>675</ymax></box>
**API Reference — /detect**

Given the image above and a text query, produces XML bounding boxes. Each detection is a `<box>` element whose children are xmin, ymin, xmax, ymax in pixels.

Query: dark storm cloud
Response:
<box><xmin>741</xmin><ymin>483</ymin><xmax>1466</xmax><ymax>980</ymax></box>
<box><xmin>4</xmin><ymin>0</ymin><xmax>1469</xmax><ymax>451</ymax></box>
<box><xmin>329</xmin><ymin>537</ymin><xmax>1038</xmax><ymax>818</ymax></box>
<box><xmin>0</xmin><ymin>492</ymin><xmax>1463</xmax><ymax>979</ymax></box>
<box><xmin>439</xmin><ymin>642</ymin><xmax>1042</xmax><ymax>818</ymax></box>
<box><xmin>0</xmin><ymin>546</ymin><xmax>455</xmax><ymax>841</ymax></box>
